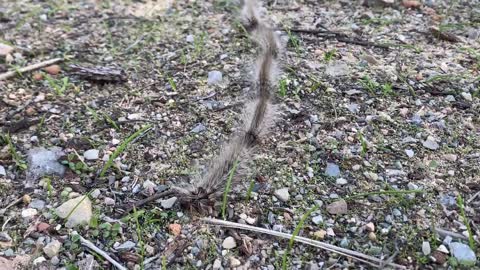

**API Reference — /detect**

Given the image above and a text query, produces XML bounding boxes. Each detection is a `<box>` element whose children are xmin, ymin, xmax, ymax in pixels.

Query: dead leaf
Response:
<box><xmin>0</xmin><ymin>43</ymin><xmax>13</xmax><ymax>56</ymax></box>
<box><xmin>402</xmin><ymin>0</ymin><xmax>421</xmax><ymax>9</ymax></box>
<box><xmin>430</xmin><ymin>27</ymin><xmax>461</xmax><ymax>43</ymax></box>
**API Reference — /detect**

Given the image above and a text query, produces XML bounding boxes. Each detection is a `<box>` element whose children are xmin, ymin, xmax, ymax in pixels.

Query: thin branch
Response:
<box><xmin>117</xmin><ymin>189</ymin><xmax>175</xmax><ymax>216</ymax></box>
<box><xmin>0</xmin><ymin>58</ymin><xmax>63</xmax><ymax>81</ymax></box>
<box><xmin>287</xmin><ymin>28</ymin><xmax>394</xmax><ymax>49</ymax></box>
<box><xmin>73</xmin><ymin>231</ymin><xmax>127</xmax><ymax>270</ymax></box>
<box><xmin>201</xmin><ymin>218</ymin><xmax>407</xmax><ymax>269</ymax></box>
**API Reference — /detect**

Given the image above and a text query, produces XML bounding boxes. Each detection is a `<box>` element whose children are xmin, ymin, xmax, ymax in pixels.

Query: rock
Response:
<box><xmin>340</xmin><ymin>238</ymin><xmax>349</xmax><ymax>247</ymax></box>
<box><xmin>313</xmin><ymin>230</ymin><xmax>326</xmax><ymax>239</ymax></box>
<box><xmin>0</xmin><ymin>43</ymin><xmax>14</xmax><ymax>56</ymax></box>
<box><xmin>364</xmin><ymin>172</ymin><xmax>378</xmax><ymax>181</ymax></box>
<box><xmin>422</xmin><ymin>241</ymin><xmax>431</xmax><ymax>255</ymax></box>
<box><xmin>51</xmin><ymin>256</ymin><xmax>59</xmax><ymax>265</ymax></box>
<box><xmin>312</xmin><ymin>215</ymin><xmax>323</xmax><ymax>225</ymax></box>
<box><xmin>222</xmin><ymin>236</ymin><xmax>236</xmax><ymax>249</ymax></box>
<box><xmin>29</xmin><ymin>199</ymin><xmax>46</xmax><ymax>210</ymax></box>
<box><xmin>326</xmin><ymin>228</ymin><xmax>335</xmax><ymax>236</ymax></box>
<box><xmin>55</xmin><ymin>196</ymin><xmax>92</xmax><ymax>228</ymax></box>
<box><xmin>422</xmin><ymin>136</ymin><xmax>439</xmax><ymax>150</ymax></box>
<box><xmin>0</xmin><ymin>165</ymin><xmax>5</xmax><ymax>176</ymax></box>
<box><xmin>90</xmin><ymin>189</ymin><xmax>101</xmax><ymax>199</ymax></box>
<box><xmin>161</xmin><ymin>197</ymin><xmax>177</xmax><ymax>209</ymax></box>
<box><xmin>326</xmin><ymin>199</ymin><xmax>347</xmax><ymax>215</ymax></box>
<box><xmin>445</xmin><ymin>95</ymin><xmax>456</xmax><ymax>102</ymax></box>
<box><xmin>365</xmin><ymin>222</ymin><xmax>375</xmax><ymax>232</ymax></box>
<box><xmin>143</xmin><ymin>180</ymin><xmax>156</xmax><ymax>190</ymax></box>
<box><xmin>26</xmin><ymin>147</ymin><xmax>65</xmax><ymax>188</ymax></box>
<box><xmin>229</xmin><ymin>257</ymin><xmax>241</xmax><ymax>267</ymax></box>
<box><xmin>443</xmin><ymin>154</ymin><xmax>457</xmax><ymax>162</ymax></box>
<box><xmin>104</xmin><ymin>197</ymin><xmax>115</xmax><ymax>205</ymax></box>
<box><xmin>274</xmin><ymin>188</ymin><xmax>289</xmax><ymax>202</ymax></box>
<box><xmin>115</xmin><ymin>241</ymin><xmax>136</xmax><ymax>251</ymax></box>
<box><xmin>207</xmin><ymin>71</ymin><xmax>223</xmax><ymax>85</ymax></box>
<box><xmin>83</xmin><ymin>149</ymin><xmax>99</xmax><ymax>160</ymax></box>
<box><xmin>325</xmin><ymin>162</ymin><xmax>340</xmax><ymax>177</ymax></box>
<box><xmin>439</xmin><ymin>194</ymin><xmax>456</xmax><ymax>207</ymax></box>
<box><xmin>461</xmin><ymin>92</ymin><xmax>473</xmax><ymax>101</ymax></box>
<box><xmin>0</xmin><ymin>232</ymin><xmax>12</xmax><ymax>249</ymax></box>
<box><xmin>186</xmin><ymin>34</ymin><xmax>194</xmax><ymax>43</ymax></box>
<box><xmin>191</xmin><ymin>123</ymin><xmax>206</xmax><ymax>133</ymax></box>
<box><xmin>44</xmin><ymin>65</ymin><xmax>61</xmax><ymax>75</ymax></box>
<box><xmin>449</xmin><ymin>242</ymin><xmax>476</xmax><ymax>266</ymax></box>
<box><xmin>325</xmin><ymin>61</ymin><xmax>349</xmax><ymax>77</ymax></box>
<box><xmin>405</xmin><ymin>149</ymin><xmax>414</xmax><ymax>158</ymax></box>
<box><xmin>21</xmin><ymin>208</ymin><xmax>38</xmax><ymax>219</ymax></box>
<box><xmin>77</xmin><ymin>254</ymin><xmax>100</xmax><ymax>270</ymax></box>
<box><xmin>335</xmin><ymin>178</ymin><xmax>347</xmax><ymax>185</ymax></box>
<box><xmin>437</xmin><ymin>244</ymin><xmax>449</xmax><ymax>254</ymax></box>
<box><xmin>347</xmin><ymin>103</ymin><xmax>359</xmax><ymax>114</ymax></box>
<box><xmin>212</xmin><ymin>258</ymin><xmax>222</xmax><ymax>270</ymax></box>
<box><xmin>33</xmin><ymin>256</ymin><xmax>46</xmax><ymax>265</ymax></box>
<box><xmin>168</xmin><ymin>223</ymin><xmax>181</xmax><ymax>236</ymax></box>
<box><xmin>43</xmin><ymin>239</ymin><xmax>61</xmax><ymax>258</ymax></box>
<box><xmin>368</xmin><ymin>232</ymin><xmax>377</xmax><ymax>241</ymax></box>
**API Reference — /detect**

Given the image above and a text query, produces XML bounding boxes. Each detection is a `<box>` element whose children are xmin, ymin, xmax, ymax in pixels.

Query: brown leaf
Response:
<box><xmin>402</xmin><ymin>0</ymin><xmax>421</xmax><ymax>9</ymax></box>
<box><xmin>430</xmin><ymin>27</ymin><xmax>461</xmax><ymax>43</ymax></box>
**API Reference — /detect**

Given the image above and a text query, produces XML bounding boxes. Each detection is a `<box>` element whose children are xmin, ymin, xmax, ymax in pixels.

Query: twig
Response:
<box><xmin>287</xmin><ymin>28</ymin><xmax>393</xmax><ymax>49</ymax></box>
<box><xmin>118</xmin><ymin>189</ymin><xmax>175</xmax><ymax>216</ymax></box>
<box><xmin>201</xmin><ymin>218</ymin><xmax>406</xmax><ymax>269</ymax></box>
<box><xmin>0</xmin><ymin>193</ymin><xmax>32</xmax><ymax>212</ymax></box>
<box><xmin>73</xmin><ymin>231</ymin><xmax>127</xmax><ymax>270</ymax></box>
<box><xmin>467</xmin><ymin>191</ymin><xmax>480</xmax><ymax>204</ymax></box>
<box><xmin>0</xmin><ymin>58</ymin><xmax>63</xmax><ymax>81</ymax></box>
<box><xmin>435</xmin><ymin>227</ymin><xmax>476</xmax><ymax>242</ymax></box>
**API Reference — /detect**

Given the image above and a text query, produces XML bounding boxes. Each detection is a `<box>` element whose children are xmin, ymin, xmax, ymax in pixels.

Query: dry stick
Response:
<box><xmin>119</xmin><ymin>189</ymin><xmax>175</xmax><ymax>215</ymax></box>
<box><xmin>202</xmin><ymin>218</ymin><xmax>407</xmax><ymax>269</ymax></box>
<box><xmin>72</xmin><ymin>231</ymin><xmax>127</xmax><ymax>270</ymax></box>
<box><xmin>287</xmin><ymin>28</ymin><xmax>393</xmax><ymax>49</ymax></box>
<box><xmin>0</xmin><ymin>58</ymin><xmax>63</xmax><ymax>81</ymax></box>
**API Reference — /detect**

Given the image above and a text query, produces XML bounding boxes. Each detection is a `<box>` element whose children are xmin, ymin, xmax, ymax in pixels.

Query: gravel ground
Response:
<box><xmin>0</xmin><ymin>0</ymin><xmax>479</xmax><ymax>269</ymax></box>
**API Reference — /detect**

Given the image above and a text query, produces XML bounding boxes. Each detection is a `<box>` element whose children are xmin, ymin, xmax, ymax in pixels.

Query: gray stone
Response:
<box><xmin>405</xmin><ymin>149</ymin><xmax>414</xmax><ymax>158</ymax></box>
<box><xmin>77</xmin><ymin>254</ymin><xmax>100</xmax><ymax>270</ymax></box>
<box><xmin>312</xmin><ymin>215</ymin><xmax>323</xmax><ymax>225</ymax></box>
<box><xmin>43</xmin><ymin>239</ymin><xmax>61</xmax><ymax>258</ymax></box>
<box><xmin>160</xmin><ymin>197</ymin><xmax>177</xmax><ymax>209</ymax></box>
<box><xmin>26</xmin><ymin>147</ymin><xmax>65</xmax><ymax>188</ymax></box>
<box><xmin>0</xmin><ymin>232</ymin><xmax>12</xmax><ymax>242</ymax></box>
<box><xmin>335</xmin><ymin>178</ymin><xmax>348</xmax><ymax>185</ymax></box>
<box><xmin>207</xmin><ymin>71</ymin><xmax>223</xmax><ymax>85</ymax></box>
<box><xmin>191</xmin><ymin>123</ymin><xmax>206</xmax><ymax>133</ymax></box>
<box><xmin>90</xmin><ymin>189</ymin><xmax>101</xmax><ymax>199</ymax></box>
<box><xmin>222</xmin><ymin>236</ymin><xmax>236</xmax><ymax>249</ymax></box>
<box><xmin>0</xmin><ymin>165</ymin><xmax>5</xmax><ymax>176</ymax></box>
<box><xmin>3</xmin><ymin>248</ymin><xmax>14</xmax><ymax>257</ymax></box>
<box><xmin>325</xmin><ymin>163</ymin><xmax>340</xmax><ymax>177</ymax></box>
<box><xmin>50</xmin><ymin>256</ymin><xmax>59</xmax><ymax>265</ymax></box>
<box><xmin>325</xmin><ymin>61</ymin><xmax>349</xmax><ymax>77</ymax></box>
<box><xmin>340</xmin><ymin>238</ymin><xmax>349</xmax><ymax>248</ymax></box>
<box><xmin>115</xmin><ymin>240</ymin><xmax>136</xmax><ymax>251</ymax></box>
<box><xmin>326</xmin><ymin>199</ymin><xmax>347</xmax><ymax>215</ymax></box>
<box><xmin>347</xmin><ymin>103</ymin><xmax>359</xmax><ymax>113</ymax></box>
<box><xmin>104</xmin><ymin>197</ymin><xmax>115</xmax><ymax>206</ymax></box>
<box><xmin>21</xmin><ymin>208</ymin><xmax>38</xmax><ymax>219</ymax></box>
<box><xmin>186</xmin><ymin>34</ymin><xmax>194</xmax><ymax>43</ymax></box>
<box><xmin>422</xmin><ymin>137</ymin><xmax>439</xmax><ymax>150</ymax></box>
<box><xmin>449</xmin><ymin>242</ymin><xmax>476</xmax><ymax>266</ymax></box>
<box><xmin>55</xmin><ymin>196</ymin><xmax>92</xmax><ymax>228</ymax></box>
<box><xmin>83</xmin><ymin>149</ymin><xmax>99</xmax><ymax>160</ymax></box>
<box><xmin>274</xmin><ymin>188</ymin><xmax>289</xmax><ymax>202</ymax></box>
<box><xmin>461</xmin><ymin>92</ymin><xmax>472</xmax><ymax>101</ymax></box>
<box><xmin>422</xmin><ymin>241</ymin><xmax>431</xmax><ymax>255</ymax></box>
<box><xmin>29</xmin><ymin>199</ymin><xmax>46</xmax><ymax>210</ymax></box>
<box><xmin>212</xmin><ymin>258</ymin><xmax>222</xmax><ymax>270</ymax></box>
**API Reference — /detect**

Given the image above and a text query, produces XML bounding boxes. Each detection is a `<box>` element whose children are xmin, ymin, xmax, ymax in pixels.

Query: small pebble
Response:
<box><xmin>222</xmin><ymin>236</ymin><xmax>236</xmax><ymax>249</ymax></box>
